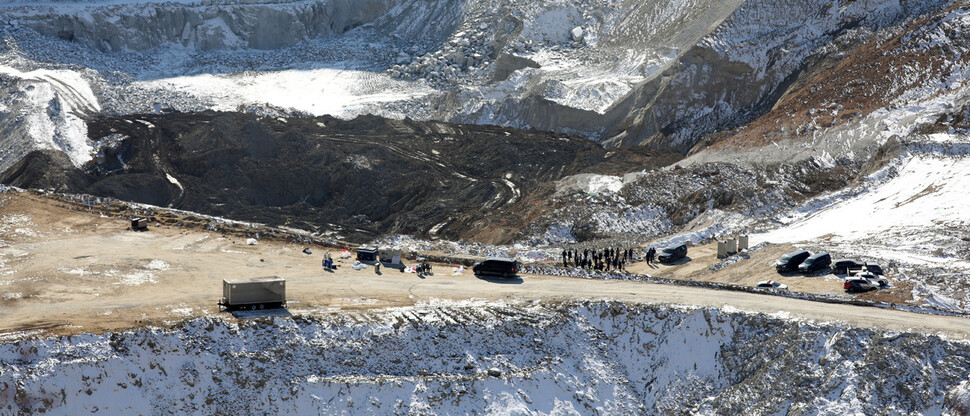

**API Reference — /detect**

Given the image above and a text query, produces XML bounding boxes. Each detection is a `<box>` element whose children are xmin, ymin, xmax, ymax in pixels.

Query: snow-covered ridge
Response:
<box><xmin>3</xmin><ymin>301</ymin><xmax>970</xmax><ymax>414</ymax></box>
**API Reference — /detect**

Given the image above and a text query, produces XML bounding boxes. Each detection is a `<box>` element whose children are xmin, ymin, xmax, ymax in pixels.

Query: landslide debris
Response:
<box><xmin>1</xmin><ymin>111</ymin><xmax>678</xmax><ymax>243</ymax></box>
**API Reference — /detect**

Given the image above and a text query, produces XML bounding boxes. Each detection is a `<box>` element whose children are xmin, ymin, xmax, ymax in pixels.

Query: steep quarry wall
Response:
<box><xmin>3</xmin><ymin>0</ymin><xmax>397</xmax><ymax>51</ymax></box>
<box><xmin>0</xmin><ymin>0</ymin><xmax>962</xmax><ymax>192</ymax></box>
<box><xmin>3</xmin><ymin>302</ymin><xmax>970</xmax><ymax>414</ymax></box>
<box><xmin>396</xmin><ymin>0</ymin><xmax>952</xmax><ymax>152</ymax></box>
<box><xmin>599</xmin><ymin>0</ymin><xmax>951</xmax><ymax>151</ymax></box>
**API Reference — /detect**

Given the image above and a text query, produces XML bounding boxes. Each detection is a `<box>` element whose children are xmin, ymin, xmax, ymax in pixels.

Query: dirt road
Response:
<box><xmin>1</xmin><ymin>191</ymin><xmax>967</xmax><ymax>340</ymax></box>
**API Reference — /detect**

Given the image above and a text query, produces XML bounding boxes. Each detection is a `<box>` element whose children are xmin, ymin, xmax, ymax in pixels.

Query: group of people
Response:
<box><xmin>321</xmin><ymin>251</ymin><xmax>334</xmax><ymax>270</ymax></box>
<box><xmin>644</xmin><ymin>247</ymin><xmax>657</xmax><ymax>264</ymax></box>
<box><xmin>561</xmin><ymin>247</ymin><xmax>635</xmax><ymax>272</ymax></box>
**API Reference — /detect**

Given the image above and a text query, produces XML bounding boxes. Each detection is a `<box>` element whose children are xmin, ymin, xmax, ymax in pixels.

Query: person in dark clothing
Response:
<box><xmin>646</xmin><ymin>247</ymin><xmax>653</xmax><ymax>264</ymax></box>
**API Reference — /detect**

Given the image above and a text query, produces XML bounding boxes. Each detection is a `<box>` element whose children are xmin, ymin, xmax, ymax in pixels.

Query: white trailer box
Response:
<box><xmin>220</xmin><ymin>276</ymin><xmax>286</xmax><ymax>310</ymax></box>
<box><xmin>379</xmin><ymin>248</ymin><xmax>403</xmax><ymax>269</ymax></box>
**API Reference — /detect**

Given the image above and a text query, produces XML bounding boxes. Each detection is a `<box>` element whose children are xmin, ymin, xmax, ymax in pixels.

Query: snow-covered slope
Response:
<box><xmin>3</xmin><ymin>301</ymin><xmax>970</xmax><ymax>414</ymax></box>
<box><xmin>0</xmin><ymin>62</ymin><xmax>100</xmax><ymax>172</ymax></box>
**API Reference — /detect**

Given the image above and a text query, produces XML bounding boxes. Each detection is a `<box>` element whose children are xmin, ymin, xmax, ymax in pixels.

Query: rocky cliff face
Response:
<box><xmin>3</xmin><ymin>302</ymin><xmax>970</xmax><ymax>414</ymax></box>
<box><xmin>0</xmin><ymin>0</ymin><xmax>954</xmax><ymax>161</ymax></box>
<box><xmin>7</xmin><ymin>0</ymin><xmax>396</xmax><ymax>51</ymax></box>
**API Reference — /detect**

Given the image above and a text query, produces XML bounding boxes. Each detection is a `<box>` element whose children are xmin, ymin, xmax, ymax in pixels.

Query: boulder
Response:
<box><xmin>570</xmin><ymin>26</ymin><xmax>584</xmax><ymax>42</ymax></box>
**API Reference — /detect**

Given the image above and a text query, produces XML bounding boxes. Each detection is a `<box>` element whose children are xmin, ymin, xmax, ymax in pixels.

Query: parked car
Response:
<box><xmin>864</xmin><ymin>263</ymin><xmax>884</xmax><ymax>276</ymax></box>
<box><xmin>833</xmin><ymin>259</ymin><xmax>864</xmax><ymax>274</ymax></box>
<box><xmin>472</xmin><ymin>257</ymin><xmax>519</xmax><ymax>278</ymax></box>
<box><xmin>844</xmin><ymin>276</ymin><xmax>878</xmax><ymax>292</ymax></box>
<box><xmin>798</xmin><ymin>252</ymin><xmax>832</xmax><ymax>274</ymax></box>
<box><xmin>847</xmin><ymin>263</ymin><xmax>885</xmax><ymax>277</ymax></box>
<box><xmin>657</xmin><ymin>243</ymin><xmax>688</xmax><ymax>263</ymax></box>
<box><xmin>775</xmin><ymin>250</ymin><xmax>811</xmax><ymax>273</ymax></box>
<box><xmin>857</xmin><ymin>270</ymin><xmax>889</xmax><ymax>287</ymax></box>
<box><xmin>756</xmin><ymin>280</ymin><xmax>788</xmax><ymax>290</ymax></box>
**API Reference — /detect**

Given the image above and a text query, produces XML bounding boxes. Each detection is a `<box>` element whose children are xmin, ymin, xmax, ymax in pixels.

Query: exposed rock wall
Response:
<box><xmin>6</xmin><ymin>0</ymin><xmax>396</xmax><ymax>51</ymax></box>
<box><xmin>2</xmin><ymin>302</ymin><xmax>970</xmax><ymax>414</ymax></box>
<box><xmin>600</xmin><ymin>0</ymin><xmax>951</xmax><ymax>151</ymax></box>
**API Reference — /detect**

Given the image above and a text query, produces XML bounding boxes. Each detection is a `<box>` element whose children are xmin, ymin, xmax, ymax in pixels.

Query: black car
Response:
<box><xmin>864</xmin><ymin>263</ymin><xmax>884</xmax><ymax>276</ymax></box>
<box><xmin>657</xmin><ymin>243</ymin><xmax>688</xmax><ymax>263</ymax></box>
<box><xmin>775</xmin><ymin>250</ymin><xmax>811</xmax><ymax>273</ymax></box>
<box><xmin>833</xmin><ymin>259</ymin><xmax>864</xmax><ymax>275</ymax></box>
<box><xmin>472</xmin><ymin>257</ymin><xmax>519</xmax><ymax>278</ymax></box>
<box><xmin>798</xmin><ymin>252</ymin><xmax>832</xmax><ymax>273</ymax></box>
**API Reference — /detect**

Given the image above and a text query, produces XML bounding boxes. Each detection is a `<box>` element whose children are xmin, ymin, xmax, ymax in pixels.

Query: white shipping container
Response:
<box><xmin>221</xmin><ymin>276</ymin><xmax>286</xmax><ymax>309</ymax></box>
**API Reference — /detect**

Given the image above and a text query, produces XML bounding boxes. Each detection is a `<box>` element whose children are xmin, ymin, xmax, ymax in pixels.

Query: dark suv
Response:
<box><xmin>863</xmin><ymin>263</ymin><xmax>884</xmax><ymax>275</ymax></box>
<box><xmin>833</xmin><ymin>259</ymin><xmax>864</xmax><ymax>275</ymax></box>
<box><xmin>776</xmin><ymin>250</ymin><xmax>810</xmax><ymax>273</ymax></box>
<box><xmin>472</xmin><ymin>257</ymin><xmax>519</xmax><ymax>278</ymax></box>
<box><xmin>798</xmin><ymin>252</ymin><xmax>832</xmax><ymax>273</ymax></box>
<box><xmin>657</xmin><ymin>243</ymin><xmax>688</xmax><ymax>263</ymax></box>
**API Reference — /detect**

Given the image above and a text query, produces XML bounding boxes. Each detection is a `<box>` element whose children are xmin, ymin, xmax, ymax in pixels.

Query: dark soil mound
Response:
<box><xmin>0</xmin><ymin>150</ymin><xmax>92</xmax><ymax>192</ymax></box>
<box><xmin>2</xmin><ymin>111</ymin><xmax>679</xmax><ymax>243</ymax></box>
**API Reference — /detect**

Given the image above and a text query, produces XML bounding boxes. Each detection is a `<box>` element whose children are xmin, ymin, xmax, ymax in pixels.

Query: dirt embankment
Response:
<box><xmin>1</xmin><ymin>112</ymin><xmax>679</xmax><ymax>244</ymax></box>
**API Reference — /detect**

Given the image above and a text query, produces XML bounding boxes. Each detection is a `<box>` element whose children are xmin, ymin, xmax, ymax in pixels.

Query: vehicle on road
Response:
<box><xmin>776</xmin><ymin>250</ymin><xmax>811</xmax><ymax>273</ymax></box>
<box><xmin>657</xmin><ymin>243</ymin><xmax>688</xmax><ymax>263</ymax></box>
<box><xmin>833</xmin><ymin>259</ymin><xmax>864</xmax><ymax>274</ymax></box>
<box><xmin>798</xmin><ymin>252</ymin><xmax>832</xmax><ymax>274</ymax></box>
<box><xmin>756</xmin><ymin>280</ymin><xmax>788</xmax><ymax>290</ymax></box>
<box><xmin>473</xmin><ymin>257</ymin><xmax>519</xmax><ymax>278</ymax></box>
